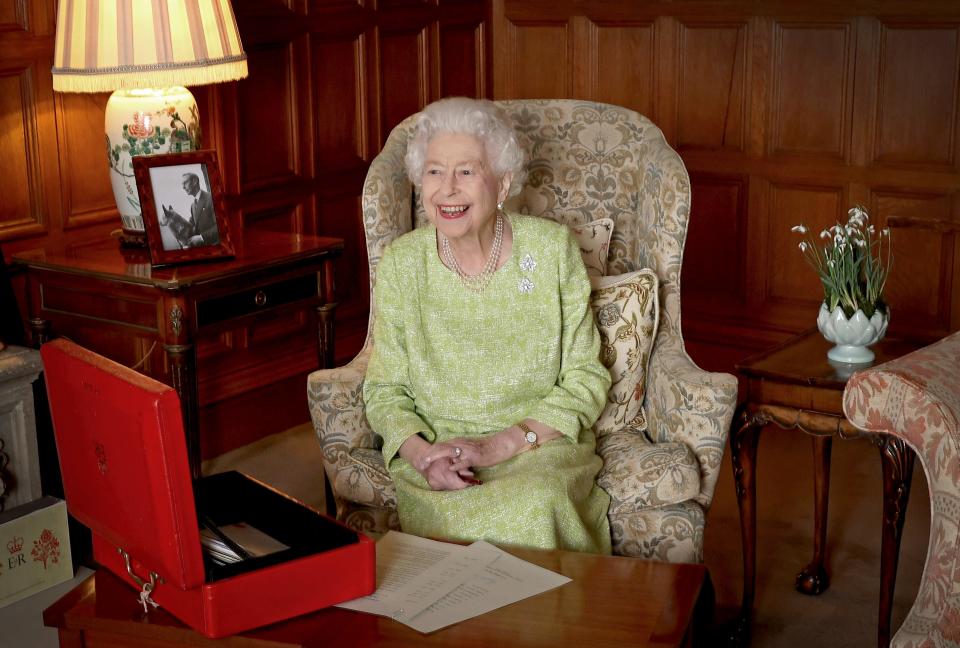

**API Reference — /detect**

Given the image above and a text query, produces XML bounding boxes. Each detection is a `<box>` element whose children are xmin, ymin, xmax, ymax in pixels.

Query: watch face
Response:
<box><xmin>524</xmin><ymin>430</ymin><xmax>537</xmax><ymax>444</ymax></box>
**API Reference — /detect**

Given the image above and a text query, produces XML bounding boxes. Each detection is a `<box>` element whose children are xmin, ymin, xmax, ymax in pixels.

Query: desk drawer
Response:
<box><xmin>196</xmin><ymin>274</ymin><xmax>317</xmax><ymax>327</ymax></box>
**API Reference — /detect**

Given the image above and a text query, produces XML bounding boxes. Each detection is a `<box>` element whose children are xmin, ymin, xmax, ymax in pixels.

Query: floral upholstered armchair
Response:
<box><xmin>844</xmin><ymin>331</ymin><xmax>960</xmax><ymax>647</ymax></box>
<box><xmin>308</xmin><ymin>100</ymin><xmax>738</xmax><ymax>562</ymax></box>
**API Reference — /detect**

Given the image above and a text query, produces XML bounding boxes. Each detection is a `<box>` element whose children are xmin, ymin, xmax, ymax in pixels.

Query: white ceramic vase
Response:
<box><xmin>104</xmin><ymin>87</ymin><xmax>200</xmax><ymax>237</ymax></box>
<box><xmin>816</xmin><ymin>303</ymin><xmax>889</xmax><ymax>364</ymax></box>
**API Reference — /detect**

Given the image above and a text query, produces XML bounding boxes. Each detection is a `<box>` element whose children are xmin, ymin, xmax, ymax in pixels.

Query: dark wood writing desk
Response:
<box><xmin>729</xmin><ymin>329</ymin><xmax>920</xmax><ymax>647</ymax></box>
<box><xmin>12</xmin><ymin>231</ymin><xmax>343</xmax><ymax>476</ymax></box>
<box><xmin>45</xmin><ymin>547</ymin><xmax>709</xmax><ymax>647</ymax></box>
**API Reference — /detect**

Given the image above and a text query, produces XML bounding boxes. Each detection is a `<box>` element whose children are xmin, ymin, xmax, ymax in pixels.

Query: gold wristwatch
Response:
<box><xmin>517</xmin><ymin>422</ymin><xmax>539</xmax><ymax>450</ymax></box>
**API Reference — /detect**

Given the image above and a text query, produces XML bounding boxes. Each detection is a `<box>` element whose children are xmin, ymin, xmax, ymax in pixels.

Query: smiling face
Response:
<box><xmin>421</xmin><ymin>132</ymin><xmax>511</xmax><ymax>244</ymax></box>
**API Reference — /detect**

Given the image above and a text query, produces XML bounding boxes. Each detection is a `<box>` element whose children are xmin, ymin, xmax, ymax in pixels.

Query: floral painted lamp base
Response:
<box><xmin>817</xmin><ymin>303</ymin><xmax>890</xmax><ymax>364</ymax></box>
<box><xmin>105</xmin><ymin>87</ymin><xmax>200</xmax><ymax>246</ymax></box>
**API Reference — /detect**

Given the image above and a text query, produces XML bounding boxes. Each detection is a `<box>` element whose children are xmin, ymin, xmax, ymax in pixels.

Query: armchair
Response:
<box><xmin>843</xmin><ymin>331</ymin><xmax>960</xmax><ymax>647</ymax></box>
<box><xmin>308</xmin><ymin>100</ymin><xmax>737</xmax><ymax>562</ymax></box>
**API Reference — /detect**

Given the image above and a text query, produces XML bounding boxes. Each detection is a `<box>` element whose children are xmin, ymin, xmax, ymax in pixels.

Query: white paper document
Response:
<box><xmin>335</xmin><ymin>531</ymin><xmax>571</xmax><ymax>633</ymax></box>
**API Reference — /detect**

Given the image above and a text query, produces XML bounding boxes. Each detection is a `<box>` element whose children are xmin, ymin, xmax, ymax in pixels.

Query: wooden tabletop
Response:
<box><xmin>735</xmin><ymin>328</ymin><xmax>922</xmax><ymax>390</ymax></box>
<box><xmin>11</xmin><ymin>230</ymin><xmax>343</xmax><ymax>289</ymax></box>
<box><xmin>45</xmin><ymin>547</ymin><xmax>708</xmax><ymax>648</ymax></box>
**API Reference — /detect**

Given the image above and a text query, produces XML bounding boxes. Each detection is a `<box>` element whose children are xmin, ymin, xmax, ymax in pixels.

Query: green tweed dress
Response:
<box><xmin>363</xmin><ymin>213</ymin><xmax>612</xmax><ymax>554</ymax></box>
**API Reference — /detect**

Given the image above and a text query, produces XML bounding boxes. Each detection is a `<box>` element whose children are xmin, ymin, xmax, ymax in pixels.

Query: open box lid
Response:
<box><xmin>41</xmin><ymin>339</ymin><xmax>205</xmax><ymax>590</ymax></box>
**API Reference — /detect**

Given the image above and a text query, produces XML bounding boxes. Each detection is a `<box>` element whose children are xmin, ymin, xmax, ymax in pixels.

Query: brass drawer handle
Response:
<box><xmin>254</xmin><ymin>291</ymin><xmax>267</xmax><ymax>307</ymax></box>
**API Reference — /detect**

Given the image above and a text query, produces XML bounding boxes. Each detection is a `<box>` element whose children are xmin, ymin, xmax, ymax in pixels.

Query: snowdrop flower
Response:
<box><xmin>868</xmin><ymin>225</ymin><xmax>875</xmax><ymax>234</ymax></box>
<box><xmin>820</xmin><ymin>230</ymin><xmax>830</xmax><ymax>239</ymax></box>
<box><xmin>798</xmin><ymin>241</ymin><xmax>808</xmax><ymax>252</ymax></box>
<box><xmin>882</xmin><ymin>227</ymin><xmax>890</xmax><ymax>236</ymax></box>
<box><xmin>792</xmin><ymin>225</ymin><xmax>807</xmax><ymax>233</ymax></box>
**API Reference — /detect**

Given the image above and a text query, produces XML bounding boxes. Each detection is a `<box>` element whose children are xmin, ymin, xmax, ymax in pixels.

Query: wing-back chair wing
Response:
<box><xmin>308</xmin><ymin>100</ymin><xmax>737</xmax><ymax>561</ymax></box>
<box><xmin>843</xmin><ymin>331</ymin><xmax>960</xmax><ymax>647</ymax></box>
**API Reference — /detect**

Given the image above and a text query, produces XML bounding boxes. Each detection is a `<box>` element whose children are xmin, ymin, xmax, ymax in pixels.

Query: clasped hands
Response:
<box><xmin>399</xmin><ymin>423</ymin><xmax>556</xmax><ymax>491</ymax></box>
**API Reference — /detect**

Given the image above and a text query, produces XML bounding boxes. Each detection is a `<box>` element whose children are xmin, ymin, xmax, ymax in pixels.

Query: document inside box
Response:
<box><xmin>200</xmin><ymin>521</ymin><xmax>290</xmax><ymax>566</ymax></box>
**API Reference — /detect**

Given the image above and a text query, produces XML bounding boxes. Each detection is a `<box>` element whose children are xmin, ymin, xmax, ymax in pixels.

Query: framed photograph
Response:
<box><xmin>133</xmin><ymin>150</ymin><xmax>235</xmax><ymax>267</ymax></box>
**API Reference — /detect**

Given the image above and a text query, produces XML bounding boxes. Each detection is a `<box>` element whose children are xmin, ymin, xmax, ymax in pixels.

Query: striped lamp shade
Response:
<box><xmin>52</xmin><ymin>0</ymin><xmax>248</xmax><ymax>92</ymax></box>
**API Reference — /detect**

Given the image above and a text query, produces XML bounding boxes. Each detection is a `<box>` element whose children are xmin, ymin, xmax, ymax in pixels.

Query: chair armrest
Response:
<box><xmin>307</xmin><ymin>345</ymin><xmax>397</xmax><ymax>510</ymax></box>
<box><xmin>844</xmin><ymin>332</ymin><xmax>960</xmax><ymax>443</ymax></box>
<box><xmin>644</xmin><ymin>340</ymin><xmax>737</xmax><ymax>509</ymax></box>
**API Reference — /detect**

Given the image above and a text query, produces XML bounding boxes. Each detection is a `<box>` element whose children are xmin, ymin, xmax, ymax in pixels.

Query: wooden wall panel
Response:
<box><xmin>874</xmin><ymin>24</ymin><xmax>959</xmax><ymax>166</ymax></box>
<box><xmin>238</xmin><ymin>45</ymin><xmax>299</xmax><ymax>191</ymax></box>
<box><xmin>594</xmin><ymin>23</ymin><xmax>655</xmax><ymax>116</ymax></box>
<box><xmin>677</xmin><ymin>22</ymin><xmax>747</xmax><ymax>150</ymax></box>
<box><xmin>508</xmin><ymin>23</ymin><xmax>570</xmax><ymax>99</ymax></box>
<box><xmin>0</xmin><ymin>68</ymin><xmax>36</xmax><ymax>234</ymax></box>
<box><xmin>771</xmin><ymin>22</ymin><xmax>852</xmax><ymax>158</ymax></box>
<box><xmin>379</xmin><ymin>29</ymin><xmax>428</xmax><ymax>146</ymax></box>
<box><xmin>312</xmin><ymin>36</ymin><xmax>366</xmax><ymax>170</ymax></box>
<box><xmin>0</xmin><ymin>2</ymin><xmax>19</xmax><ymax>26</ymax></box>
<box><xmin>766</xmin><ymin>184</ymin><xmax>844</xmax><ymax>306</ymax></box>
<box><xmin>684</xmin><ymin>174</ymin><xmax>746</xmax><ymax>304</ymax></box>
<box><xmin>55</xmin><ymin>92</ymin><xmax>115</xmax><ymax>227</ymax></box>
<box><xmin>494</xmin><ymin>0</ymin><xmax>960</xmax><ymax>368</ymax></box>
<box><xmin>439</xmin><ymin>23</ymin><xmax>483</xmax><ymax>98</ymax></box>
<box><xmin>871</xmin><ymin>191</ymin><xmax>954</xmax><ymax>334</ymax></box>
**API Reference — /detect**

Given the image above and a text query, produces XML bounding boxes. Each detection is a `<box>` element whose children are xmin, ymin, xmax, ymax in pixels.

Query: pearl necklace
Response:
<box><xmin>440</xmin><ymin>212</ymin><xmax>504</xmax><ymax>293</ymax></box>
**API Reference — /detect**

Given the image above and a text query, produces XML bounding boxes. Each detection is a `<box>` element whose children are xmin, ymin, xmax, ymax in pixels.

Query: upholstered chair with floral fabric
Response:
<box><xmin>843</xmin><ymin>331</ymin><xmax>960</xmax><ymax>647</ymax></box>
<box><xmin>308</xmin><ymin>100</ymin><xmax>738</xmax><ymax>562</ymax></box>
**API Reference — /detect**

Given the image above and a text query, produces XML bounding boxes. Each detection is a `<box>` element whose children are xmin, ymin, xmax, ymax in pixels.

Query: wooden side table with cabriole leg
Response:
<box><xmin>728</xmin><ymin>329</ymin><xmax>920</xmax><ymax>648</ymax></box>
<box><xmin>12</xmin><ymin>230</ymin><xmax>343</xmax><ymax>479</ymax></box>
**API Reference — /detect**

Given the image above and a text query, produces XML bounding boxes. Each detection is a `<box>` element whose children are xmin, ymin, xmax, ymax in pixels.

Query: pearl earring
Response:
<box><xmin>497</xmin><ymin>201</ymin><xmax>504</xmax><ymax>211</ymax></box>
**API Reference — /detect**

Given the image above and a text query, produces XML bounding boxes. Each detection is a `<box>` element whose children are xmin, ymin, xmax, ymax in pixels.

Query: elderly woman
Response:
<box><xmin>362</xmin><ymin>97</ymin><xmax>612</xmax><ymax>553</ymax></box>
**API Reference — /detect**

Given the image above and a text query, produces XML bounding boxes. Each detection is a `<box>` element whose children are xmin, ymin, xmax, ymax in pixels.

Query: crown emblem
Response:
<box><xmin>7</xmin><ymin>536</ymin><xmax>23</xmax><ymax>554</ymax></box>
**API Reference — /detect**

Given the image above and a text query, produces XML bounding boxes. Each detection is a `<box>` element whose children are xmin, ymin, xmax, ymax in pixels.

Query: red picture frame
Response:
<box><xmin>133</xmin><ymin>150</ymin><xmax>235</xmax><ymax>267</ymax></box>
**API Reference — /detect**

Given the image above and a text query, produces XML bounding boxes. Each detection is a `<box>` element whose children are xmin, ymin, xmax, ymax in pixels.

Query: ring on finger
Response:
<box><xmin>454</xmin><ymin>447</ymin><xmax>462</xmax><ymax>458</ymax></box>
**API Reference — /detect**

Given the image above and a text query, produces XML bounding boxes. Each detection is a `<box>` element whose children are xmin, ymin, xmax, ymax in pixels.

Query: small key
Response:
<box><xmin>139</xmin><ymin>582</ymin><xmax>159</xmax><ymax>613</ymax></box>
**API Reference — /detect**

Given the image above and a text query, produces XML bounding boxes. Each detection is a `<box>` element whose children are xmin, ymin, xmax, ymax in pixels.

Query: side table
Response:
<box><xmin>12</xmin><ymin>231</ymin><xmax>343</xmax><ymax>477</ymax></box>
<box><xmin>730</xmin><ymin>329</ymin><xmax>920</xmax><ymax>648</ymax></box>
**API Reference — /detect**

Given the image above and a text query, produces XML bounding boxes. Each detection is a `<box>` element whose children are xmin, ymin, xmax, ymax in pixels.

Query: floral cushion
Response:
<box><xmin>590</xmin><ymin>269</ymin><xmax>659</xmax><ymax>436</ymax></box>
<box><xmin>596</xmin><ymin>431</ymin><xmax>701</xmax><ymax>515</ymax></box>
<box><xmin>570</xmin><ymin>218</ymin><xmax>614</xmax><ymax>276</ymax></box>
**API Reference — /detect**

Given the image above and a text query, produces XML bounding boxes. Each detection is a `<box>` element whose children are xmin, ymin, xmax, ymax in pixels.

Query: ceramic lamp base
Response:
<box><xmin>104</xmin><ymin>87</ymin><xmax>200</xmax><ymax>245</ymax></box>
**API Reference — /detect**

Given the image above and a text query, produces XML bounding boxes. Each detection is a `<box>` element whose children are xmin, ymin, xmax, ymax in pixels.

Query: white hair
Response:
<box><xmin>404</xmin><ymin>97</ymin><xmax>526</xmax><ymax>197</ymax></box>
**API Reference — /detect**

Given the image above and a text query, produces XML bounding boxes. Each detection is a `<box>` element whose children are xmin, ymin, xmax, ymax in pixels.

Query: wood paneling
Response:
<box><xmin>439</xmin><ymin>23</ymin><xmax>484</xmax><ymax>98</ymax></box>
<box><xmin>494</xmin><ymin>0</ymin><xmax>960</xmax><ymax>366</ymax></box>
<box><xmin>508</xmin><ymin>23</ymin><xmax>570</xmax><ymax>99</ymax></box>
<box><xmin>766</xmin><ymin>183</ymin><xmax>844</xmax><ymax>306</ymax></box>
<box><xmin>55</xmin><ymin>92</ymin><xmax>115</xmax><ymax>227</ymax></box>
<box><xmin>238</xmin><ymin>45</ymin><xmax>299</xmax><ymax>191</ymax></box>
<box><xmin>312</xmin><ymin>35</ymin><xmax>366</xmax><ymax>170</ymax></box>
<box><xmin>0</xmin><ymin>66</ymin><xmax>37</xmax><ymax>233</ymax></box>
<box><xmin>874</xmin><ymin>24</ymin><xmax>960</xmax><ymax>166</ymax></box>
<box><xmin>771</xmin><ymin>22</ymin><xmax>852</xmax><ymax>158</ymax></box>
<box><xmin>677</xmin><ymin>22</ymin><xmax>747</xmax><ymax>150</ymax></box>
<box><xmin>0</xmin><ymin>0</ymin><xmax>490</xmax><ymax>452</ymax></box>
<box><xmin>685</xmin><ymin>174</ymin><xmax>747</xmax><ymax>304</ymax></box>
<box><xmin>595</xmin><ymin>23</ymin><xmax>655</xmax><ymax>116</ymax></box>
<box><xmin>379</xmin><ymin>28</ymin><xmax>428</xmax><ymax>146</ymax></box>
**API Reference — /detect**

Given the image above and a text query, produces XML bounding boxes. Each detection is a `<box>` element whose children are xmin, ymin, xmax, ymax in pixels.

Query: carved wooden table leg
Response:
<box><xmin>729</xmin><ymin>403</ymin><xmax>766</xmax><ymax>646</ymax></box>
<box><xmin>877</xmin><ymin>434</ymin><xmax>914</xmax><ymax>648</ymax></box>
<box><xmin>796</xmin><ymin>434</ymin><xmax>832</xmax><ymax>594</ymax></box>
<box><xmin>316</xmin><ymin>302</ymin><xmax>337</xmax><ymax>369</ymax></box>
<box><xmin>164</xmin><ymin>343</ymin><xmax>199</xmax><ymax>478</ymax></box>
<box><xmin>29</xmin><ymin>317</ymin><xmax>50</xmax><ymax>347</ymax></box>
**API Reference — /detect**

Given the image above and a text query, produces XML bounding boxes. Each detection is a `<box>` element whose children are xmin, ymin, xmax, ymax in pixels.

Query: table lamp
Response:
<box><xmin>51</xmin><ymin>0</ymin><xmax>248</xmax><ymax>246</ymax></box>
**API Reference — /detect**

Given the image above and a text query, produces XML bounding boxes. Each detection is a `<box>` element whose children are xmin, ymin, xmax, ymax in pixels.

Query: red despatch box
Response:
<box><xmin>40</xmin><ymin>339</ymin><xmax>375</xmax><ymax>638</ymax></box>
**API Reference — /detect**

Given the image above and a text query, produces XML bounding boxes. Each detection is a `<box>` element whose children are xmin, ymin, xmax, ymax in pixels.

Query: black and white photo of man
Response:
<box><xmin>150</xmin><ymin>164</ymin><xmax>221</xmax><ymax>251</ymax></box>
